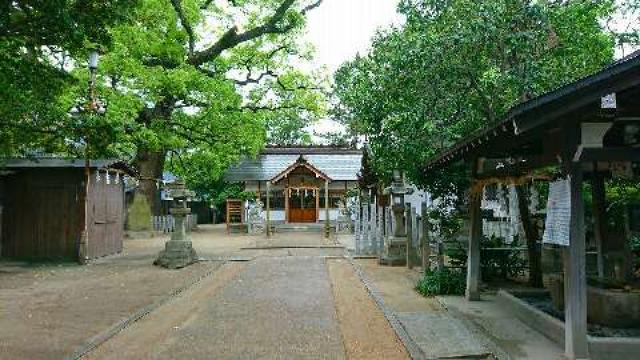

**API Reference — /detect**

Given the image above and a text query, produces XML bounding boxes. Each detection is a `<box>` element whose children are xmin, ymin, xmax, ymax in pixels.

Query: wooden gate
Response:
<box><xmin>288</xmin><ymin>188</ymin><xmax>317</xmax><ymax>223</ymax></box>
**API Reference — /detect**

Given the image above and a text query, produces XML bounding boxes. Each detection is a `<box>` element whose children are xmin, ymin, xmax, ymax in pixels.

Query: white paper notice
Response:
<box><xmin>543</xmin><ymin>178</ymin><xmax>571</xmax><ymax>246</ymax></box>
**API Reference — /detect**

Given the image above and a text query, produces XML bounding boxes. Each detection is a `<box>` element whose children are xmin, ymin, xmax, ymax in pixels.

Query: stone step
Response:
<box><xmin>275</xmin><ymin>223</ymin><xmax>330</xmax><ymax>233</ymax></box>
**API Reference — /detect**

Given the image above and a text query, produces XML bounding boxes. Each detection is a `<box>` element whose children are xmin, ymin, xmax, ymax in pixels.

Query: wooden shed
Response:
<box><xmin>0</xmin><ymin>158</ymin><xmax>135</xmax><ymax>261</ymax></box>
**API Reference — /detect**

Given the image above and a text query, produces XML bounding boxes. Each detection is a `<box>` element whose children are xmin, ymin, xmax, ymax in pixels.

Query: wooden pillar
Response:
<box><xmin>564</xmin><ymin>163</ymin><xmax>589</xmax><ymax>359</ymax></box>
<box><xmin>315</xmin><ymin>188</ymin><xmax>320</xmax><ymax>223</ymax></box>
<box><xmin>266</xmin><ymin>182</ymin><xmax>272</xmax><ymax>237</ymax></box>
<box><xmin>421</xmin><ymin>201</ymin><xmax>431</xmax><ymax>271</ymax></box>
<box><xmin>466</xmin><ymin>185</ymin><xmax>482</xmax><ymax>301</ymax></box>
<box><xmin>562</xmin><ymin>123</ymin><xmax>589</xmax><ymax>360</ymax></box>
<box><xmin>284</xmin><ymin>186</ymin><xmax>289</xmax><ymax>223</ymax></box>
<box><xmin>591</xmin><ymin>171</ymin><xmax>606</xmax><ymax>278</ymax></box>
<box><xmin>324</xmin><ymin>179</ymin><xmax>330</xmax><ymax>238</ymax></box>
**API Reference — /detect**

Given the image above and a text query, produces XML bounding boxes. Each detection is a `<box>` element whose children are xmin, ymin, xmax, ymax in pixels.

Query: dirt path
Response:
<box><xmin>327</xmin><ymin>259</ymin><xmax>409</xmax><ymax>360</ymax></box>
<box><xmin>87</xmin><ymin>256</ymin><xmax>348</xmax><ymax>359</ymax></box>
<box><xmin>86</xmin><ymin>262</ymin><xmax>246</xmax><ymax>359</ymax></box>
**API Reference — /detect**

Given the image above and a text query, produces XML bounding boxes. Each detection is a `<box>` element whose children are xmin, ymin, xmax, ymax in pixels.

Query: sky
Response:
<box><xmin>304</xmin><ymin>0</ymin><xmax>403</xmax><ymax>72</ymax></box>
<box><xmin>302</xmin><ymin>0</ymin><xmax>403</xmax><ymax>139</ymax></box>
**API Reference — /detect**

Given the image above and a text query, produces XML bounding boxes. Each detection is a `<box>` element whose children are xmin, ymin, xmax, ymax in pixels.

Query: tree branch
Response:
<box><xmin>188</xmin><ymin>0</ymin><xmax>319</xmax><ymax>66</ymax></box>
<box><xmin>170</xmin><ymin>0</ymin><xmax>196</xmax><ymax>55</ymax></box>
<box><xmin>234</xmin><ymin>68</ymin><xmax>278</xmax><ymax>85</ymax></box>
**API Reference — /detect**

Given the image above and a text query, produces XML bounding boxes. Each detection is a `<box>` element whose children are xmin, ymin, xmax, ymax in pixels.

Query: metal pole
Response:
<box><xmin>78</xmin><ymin>56</ymin><xmax>98</xmax><ymax>264</ymax></box>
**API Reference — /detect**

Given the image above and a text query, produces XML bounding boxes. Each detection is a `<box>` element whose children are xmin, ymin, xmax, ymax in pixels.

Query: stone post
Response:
<box><xmin>421</xmin><ymin>202</ymin><xmax>431</xmax><ymax>271</ymax></box>
<box><xmin>355</xmin><ymin>200</ymin><xmax>361</xmax><ymax>254</ymax></box>
<box><xmin>379</xmin><ymin>171</ymin><xmax>413</xmax><ymax>266</ymax></box>
<box><xmin>154</xmin><ymin>180</ymin><xmax>198</xmax><ymax>269</ymax></box>
<box><xmin>377</xmin><ymin>205</ymin><xmax>384</xmax><ymax>254</ymax></box>
<box><xmin>406</xmin><ymin>205</ymin><xmax>415</xmax><ymax>269</ymax></box>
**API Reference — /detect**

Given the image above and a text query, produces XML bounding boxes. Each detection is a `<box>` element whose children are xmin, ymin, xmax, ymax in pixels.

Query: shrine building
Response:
<box><xmin>224</xmin><ymin>146</ymin><xmax>362</xmax><ymax>223</ymax></box>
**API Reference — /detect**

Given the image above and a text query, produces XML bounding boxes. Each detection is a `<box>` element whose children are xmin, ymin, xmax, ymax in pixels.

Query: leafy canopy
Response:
<box><xmin>334</xmin><ymin>0</ymin><xmax>619</xmax><ymax>200</ymax></box>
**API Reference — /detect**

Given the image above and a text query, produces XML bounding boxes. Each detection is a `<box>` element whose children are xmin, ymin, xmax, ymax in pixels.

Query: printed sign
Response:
<box><xmin>543</xmin><ymin>178</ymin><xmax>571</xmax><ymax>246</ymax></box>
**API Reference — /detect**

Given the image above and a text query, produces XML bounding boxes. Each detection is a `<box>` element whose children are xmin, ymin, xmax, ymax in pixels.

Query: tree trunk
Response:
<box><xmin>135</xmin><ymin>149</ymin><xmax>166</xmax><ymax>216</ymax></box>
<box><xmin>516</xmin><ymin>184</ymin><xmax>543</xmax><ymax>288</ymax></box>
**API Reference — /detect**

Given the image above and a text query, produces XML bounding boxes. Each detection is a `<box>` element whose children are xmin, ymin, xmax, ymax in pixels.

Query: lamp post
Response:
<box><xmin>379</xmin><ymin>170</ymin><xmax>413</xmax><ymax>266</ymax></box>
<box><xmin>78</xmin><ymin>51</ymin><xmax>100</xmax><ymax>264</ymax></box>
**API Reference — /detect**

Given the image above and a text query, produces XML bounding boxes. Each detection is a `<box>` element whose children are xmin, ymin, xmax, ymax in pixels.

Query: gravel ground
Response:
<box><xmin>327</xmin><ymin>259</ymin><xmax>409</xmax><ymax>359</ymax></box>
<box><xmin>0</xmin><ymin>256</ymin><xmax>221</xmax><ymax>359</ymax></box>
<box><xmin>0</xmin><ymin>225</ymin><xmax>246</xmax><ymax>359</ymax></box>
<box><xmin>1</xmin><ymin>227</ymin><xmax>414</xmax><ymax>360</ymax></box>
<box><xmin>89</xmin><ymin>256</ymin><xmax>347</xmax><ymax>360</ymax></box>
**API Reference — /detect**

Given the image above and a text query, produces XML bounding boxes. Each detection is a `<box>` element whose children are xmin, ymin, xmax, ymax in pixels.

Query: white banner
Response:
<box><xmin>543</xmin><ymin>178</ymin><xmax>571</xmax><ymax>246</ymax></box>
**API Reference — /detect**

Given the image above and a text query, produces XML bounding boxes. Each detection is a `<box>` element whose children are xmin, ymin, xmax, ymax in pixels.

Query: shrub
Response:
<box><xmin>416</xmin><ymin>268</ymin><xmax>466</xmax><ymax>296</ymax></box>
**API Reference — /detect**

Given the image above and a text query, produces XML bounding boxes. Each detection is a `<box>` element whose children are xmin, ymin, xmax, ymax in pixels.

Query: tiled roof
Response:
<box><xmin>1</xmin><ymin>158</ymin><xmax>136</xmax><ymax>175</ymax></box>
<box><xmin>225</xmin><ymin>149</ymin><xmax>362</xmax><ymax>182</ymax></box>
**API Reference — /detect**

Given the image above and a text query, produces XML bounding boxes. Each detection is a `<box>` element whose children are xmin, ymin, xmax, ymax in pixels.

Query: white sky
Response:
<box><xmin>304</xmin><ymin>0</ymin><xmax>403</xmax><ymax>72</ymax></box>
<box><xmin>303</xmin><ymin>0</ymin><xmax>403</xmax><ymax>140</ymax></box>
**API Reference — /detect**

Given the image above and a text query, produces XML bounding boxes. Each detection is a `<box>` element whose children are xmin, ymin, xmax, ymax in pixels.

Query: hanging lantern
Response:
<box><xmin>95</xmin><ymin>170</ymin><xmax>101</xmax><ymax>182</ymax></box>
<box><xmin>106</xmin><ymin>171</ymin><xmax>111</xmax><ymax>185</ymax></box>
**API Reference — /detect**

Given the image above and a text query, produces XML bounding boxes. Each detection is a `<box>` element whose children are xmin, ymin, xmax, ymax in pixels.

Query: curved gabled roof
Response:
<box><xmin>225</xmin><ymin>147</ymin><xmax>362</xmax><ymax>182</ymax></box>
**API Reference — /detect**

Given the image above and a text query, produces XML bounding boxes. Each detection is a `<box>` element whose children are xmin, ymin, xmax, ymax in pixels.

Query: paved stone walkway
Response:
<box><xmin>160</xmin><ymin>256</ymin><xmax>346</xmax><ymax>359</ymax></box>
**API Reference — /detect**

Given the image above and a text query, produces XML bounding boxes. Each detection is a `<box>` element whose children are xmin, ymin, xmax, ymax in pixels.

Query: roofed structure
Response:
<box><xmin>421</xmin><ymin>51</ymin><xmax>640</xmax><ymax>360</ymax></box>
<box><xmin>225</xmin><ymin>146</ymin><xmax>362</xmax><ymax>182</ymax></box>
<box><xmin>224</xmin><ymin>146</ymin><xmax>362</xmax><ymax>225</ymax></box>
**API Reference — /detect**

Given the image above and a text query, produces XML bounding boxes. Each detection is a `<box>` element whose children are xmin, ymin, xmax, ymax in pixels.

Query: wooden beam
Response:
<box><xmin>591</xmin><ymin>171</ymin><xmax>606</xmax><ymax>278</ymax></box>
<box><xmin>514</xmin><ymin>71</ymin><xmax>640</xmax><ymax>135</ymax></box>
<box><xmin>563</xmin><ymin>124</ymin><xmax>589</xmax><ymax>359</ymax></box>
<box><xmin>578</xmin><ymin>147</ymin><xmax>640</xmax><ymax>162</ymax></box>
<box><xmin>266</xmin><ymin>182</ymin><xmax>271</xmax><ymax>237</ymax></box>
<box><xmin>324</xmin><ymin>180</ymin><xmax>330</xmax><ymax>238</ymax></box>
<box><xmin>285</xmin><ymin>186</ymin><xmax>289</xmax><ymax>223</ymax></box>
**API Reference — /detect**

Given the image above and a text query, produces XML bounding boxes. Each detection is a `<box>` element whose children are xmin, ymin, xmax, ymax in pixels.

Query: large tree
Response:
<box><xmin>0</xmin><ymin>0</ymin><xmax>138</xmax><ymax>156</ymax></box>
<box><xmin>11</xmin><ymin>0</ymin><xmax>326</xmax><ymax>214</ymax></box>
<box><xmin>334</xmin><ymin>0</ymin><xmax>623</xmax><ymax>286</ymax></box>
<box><xmin>335</xmin><ymin>0</ymin><xmax>618</xmax><ymax>189</ymax></box>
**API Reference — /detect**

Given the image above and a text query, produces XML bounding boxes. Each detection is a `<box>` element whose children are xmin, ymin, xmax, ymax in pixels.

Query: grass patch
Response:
<box><xmin>416</xmin><ymin>268</ymin><xmax>466</xmax><ymax>296</ymax></box>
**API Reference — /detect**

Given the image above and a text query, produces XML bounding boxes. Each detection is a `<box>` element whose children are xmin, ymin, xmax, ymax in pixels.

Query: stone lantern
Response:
<box><xmin>379</xmin><ymin>170</ymin><xmax>413</xmax><ymax>266</ymax></box>
<box><xmin>154</xmin><ymin>179</ymin><xmax>198</xmax><ymax>269</ymax></box>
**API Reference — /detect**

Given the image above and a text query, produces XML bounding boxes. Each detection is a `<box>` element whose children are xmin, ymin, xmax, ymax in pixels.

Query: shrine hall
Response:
<box><xmin>224</xmin><ymin>146</ymin><xmax>362</xmax><ymax>223</ymax></box>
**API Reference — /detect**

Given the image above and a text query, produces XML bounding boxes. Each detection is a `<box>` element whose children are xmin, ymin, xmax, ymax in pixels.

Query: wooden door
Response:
<box><xmin>288</xmin><ymin>189</ymin><xmax>317</xmax><ymax>223</ymax></box>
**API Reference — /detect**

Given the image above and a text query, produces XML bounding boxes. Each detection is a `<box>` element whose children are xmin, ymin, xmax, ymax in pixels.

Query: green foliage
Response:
<box><xmin>416</xmin><ymin>268</ymin><xmax>466</xmax><ymax>296</ymax></box>
<box><xmin>211</xmin><ymin>183</ymin><xmax>256</xmax><ymax>210</ymax></box>
<box><xmin>334</xmin><ymin>0</ymin><xmax>618</xmax><ymax>199</ymax></box>
<box><xmin>127</xmin><ymin>192</ymin><xmax>152</xmax><ymax>231</ymax></box>
<box><xmin>446</xmin><ymin>235</ymin><xmax>526</xmax><ymax>281</ymax></box>
<box><xmin>631</xmin><ymin>234</ymin><xmax>640</xmax><ymax>252</ymax></box>
<box><xmin>0</xmin><ymin>0</ymin><xmax>138</xmax><ymax>157</ymax></box>
<box><xmin>481</xmin><ymin>236</ymin><xmax>527</xmax><ymax>281</ymax></box>
<box><xmin>1</xmin><ymin>0</ymin><xmax>326</xmax><ymax>203</ymax></box>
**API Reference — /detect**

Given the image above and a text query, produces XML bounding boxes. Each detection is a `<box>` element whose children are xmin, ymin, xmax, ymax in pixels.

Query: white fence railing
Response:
<box><xmin>353</xmin><ymin>200</ymin><xmax>441</xmax><ymax>269</ymax></box>
<box><xmin>152</xmin><ymin>214</ymin><xmax>198</xmax><ymax>233</ymax></box>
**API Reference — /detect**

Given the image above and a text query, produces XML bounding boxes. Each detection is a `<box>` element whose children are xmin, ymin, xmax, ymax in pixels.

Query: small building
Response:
<box><xmin>225</xmin><ymin>146</ymin><xmax>362</xmax><ymax>223</ymax></box>
<box><xmin>0</xmin><ymin>158</ymin><xmax>135</xmax><ymax>261</ymax></box>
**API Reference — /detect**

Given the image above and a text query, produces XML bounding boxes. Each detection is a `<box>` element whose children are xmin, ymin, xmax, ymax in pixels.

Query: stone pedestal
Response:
<box><xmin>154</xmin><ymin>238</ymin><xmax>198</xmax><ymax>269</ymax></box>
<box><xmin>154</xmin><ymin>190</ymin><xmax>198</xmax><ymax>269</ymax></box>
<box><xmin>379</xmin><ymin>235</ymin><xmax>407</xmax><ymax>266</ymax></box>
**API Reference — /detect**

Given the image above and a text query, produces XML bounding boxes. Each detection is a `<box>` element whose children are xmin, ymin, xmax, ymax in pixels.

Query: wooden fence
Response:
<box><xmin>152</xmin><ymin>214</ymin><xmax>198</xmax><ymax>233</ymax></box>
